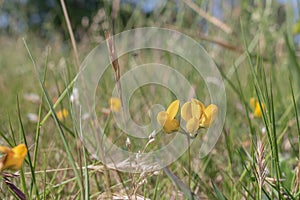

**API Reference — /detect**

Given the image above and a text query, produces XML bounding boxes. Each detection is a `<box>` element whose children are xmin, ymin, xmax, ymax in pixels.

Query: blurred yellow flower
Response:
<box><xmin>56</xmin><ymin>109</ymin><xmax>68</xmax><ymax>120</ymax></box>
<box><xmin>181</xmin><ymin>99</ymin><xmax>218</xmax><ymax>133</ymax></box>
<box><xmin>293</xmin><ymin>20</ymin><xmax>300</xmax><ymax>35</ymax></box>
<box><xmin>157</xmin><ymin>100</ymin><xmax>180</xmax><ymax>133</ymax></box>
<box><xmin>0</xmin><ymin>144</ymin><xmax>27</xmax><ymax>172</ymax></box>
<box><xmin>250</xmin><ymin>98</ymin><xmax>265</xmax><ymax>118</ymax></box>
<box><xmin>109</xmin><ymin>97</ymin><xmax>121</xmax><ymax>112</ymax></box>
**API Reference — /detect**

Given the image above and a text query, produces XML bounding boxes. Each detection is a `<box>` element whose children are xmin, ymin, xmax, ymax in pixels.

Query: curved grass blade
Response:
<box><xmin>162</xmin><ymin>166</ymin><xmax>199</xmax><ymax>200</ymax></box>
<box><xmin>211</xmin><ymin>180</ymin><xmax>227</xmax><ymax>200</ymax></box>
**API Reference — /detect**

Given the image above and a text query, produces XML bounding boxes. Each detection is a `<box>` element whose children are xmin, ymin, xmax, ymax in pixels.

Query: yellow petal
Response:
<box><xmin>0</xmin><ymin>144</ymin><xmax>27</xmax><ymax>172</ymax></box>
<box><xmin>199</xmin><ymin>113</ymin><xmax>208</xmax><ymax>128</ymax></box>
<box><xmin>250</xmin><ymin>97</ymin><xmax>266</xmax><ymax>118</ymax></box>
<box><xmin>158</xmin><ymin>109</ymin><xmax>180</xmax><ymax>133</ymax></box>
<box><xmin>200</xmin><ymin>104</ymin><xmax>218</xmax><ymax>128</ymax></box>
<box><xmin>191</xmin><ymin>99</ymin><xmax>204</xmax><ymax>119</ymax></box>
<box><xmin>0</xmin><ymin>146</ymin><xmax>11</xmax><ymax>172</ymax></box>
<box><xmin>166</xmin><ymin>100</ymin><xmax>179</xmax><ymax>120</ymax></box>
<box><xmin>254</xmin><ymin>102</ymin><xmax>265</xmax><ymax>118</ymax></box>
<box><xmin>163</xmin><ymin>119</ymin><xmax>180</xmax><ymax>133</ymax></box>
<box><xmin>254</xmin><ymin>108</ymin><xmax>262</xmax><ymax>117</ymax></box>
<box><xmin>109</xmin><ymin>97</ymin><xmax>122</xmax><ymax>112</ymax></box>
<box><xmin>157</xmin><ymin>111</ymin><xmax>168</xmax><ymax>127</ymax></box>
<box><xmin>181</xmin><ymin>101</ymin><xmax>192</xmax><ymax>121</ymax></box>
<box><xmin>192</xmin><ymin>98</ymin><xmax>205</xmax><ymax>110</ymax></box>
<box><xmin>0</xmin><ymin>146</ymin><xmax>11</xmax><ymax>171</ymax></box>
<box><xmin>186</xmin><ymin>117</ymin><xmax>199</xmax><ymax>133</ymax></box>
<box><xmin>0</xmin><ymin>146</ymin><xmax>12</xmax><ymax>155</ymax></box>
<box><xmin>12</xmin><ymin>144</ymin><xmax>28</xmax><ymax>159</ymax></box>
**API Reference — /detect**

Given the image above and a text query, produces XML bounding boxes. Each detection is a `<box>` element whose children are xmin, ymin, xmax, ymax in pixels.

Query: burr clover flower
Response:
<box><xmin>157</xmin><ymin>100</ymin><xmax>180</xmax><ymax>133</ymax></box>
<box><xmin>181</xmin><ymin>99</ymin><xmax>218</xmax><ymax>133</ymax></box>
<box><xmin>0</xmin><ymin>144</ymin><xmax>27</xmax><ymax>172</ymax></box>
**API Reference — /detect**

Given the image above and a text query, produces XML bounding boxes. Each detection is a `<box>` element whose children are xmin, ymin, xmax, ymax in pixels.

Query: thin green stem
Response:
<box><xmin>289</xmin><ymin>77</ymin><xmax>300</xmax><ymax>160</ymax></box>
<box><xmin>187</xmin><ymin>135</ymin><xmax>191</xmax><ymax>189</ymax></box>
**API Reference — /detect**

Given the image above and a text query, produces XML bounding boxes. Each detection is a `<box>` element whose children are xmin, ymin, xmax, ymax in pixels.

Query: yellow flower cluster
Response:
<box><xmin>157</xmin><ymin>99</ymin><xmax>218</xmax><ymax>134</ymax></box>
<box><xmin>0</xmin><ymin>144</ymin><xmax>27</xmax><ymax>172</ymax></box>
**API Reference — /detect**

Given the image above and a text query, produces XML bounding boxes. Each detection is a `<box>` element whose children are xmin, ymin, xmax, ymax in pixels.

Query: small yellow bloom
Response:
<box><xmin>199</xmin><ymin>104</ymin><xmax>218</xmax><ymax>128</ymax></box>
<box><xmin>109</xmin><ymin>97</ymin><xmax>121</xmax><ymax>112</ymax></box>
<box><xmin>181</xmin><ymin>98</ymin><xmax>218</xmax><ymax>133</ymax></box>
<box><xmin>56</xmin><ymin>108</ymin><xmax>68</xmax><ymax>120</ymax></box>
<box><xmin>157</xmin><ymin>100</ymin><xmax>180</xmax><ymax>133</ymax></box>
<box><xmin>250</xmin><ymin>98</ymin><xmax>265</xmax><ymax>118</ymax></box>
<box><xmin>0</xmin><ymin>144</ymin><xmax>27</xmax><ymax>172</ymax></box>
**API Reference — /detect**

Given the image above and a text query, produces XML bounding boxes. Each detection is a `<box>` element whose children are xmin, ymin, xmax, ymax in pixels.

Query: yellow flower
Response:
<box><xmin>0</xmin><ymin>144</ymin><xmax>27</xmax><ymax>172</ymax></box>
<box><xmin>56</xmin><ymin>108</ymin><xmax>68</xmax><ymax>120</ymax></box>
<box><xmin>181</xmin><ymin>98</ymin><xmax>218</xmax><ymax>133</ymax></box>
<box><xmin>157</xmin><ymin>100</ymin><xmax>180</xmax><ymax>133</ymax></box>
<box><xmin>250</xmin><ymin>98</ymin><xmax>265</xmax><ymax>118</ymax></box>
<box><xmin>109</xmin><ymin>97</ymin><xmax>121</xmax><ymax>112</ymax></box>
<box><xmin>199</xmin><ymin>104</ymin><xmax>218</xmax><ymax>128</ymax></box>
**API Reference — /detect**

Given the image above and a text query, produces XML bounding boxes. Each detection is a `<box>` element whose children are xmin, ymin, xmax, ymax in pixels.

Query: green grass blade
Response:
<box><xmin>16</xmin><ymin>96</ymin><xmax>39</xmax><ymax>199</ymax></box>
<box><xmin>23</xmin><ymin>38</ymin><xmax>84</xmax><ymax>197</ymax></box>
<box><xmin>0</xmin><ymin>130</ymin><xmax>13</xmax><ymax>147</ymax></box>
<box><xmin>39</xmin><ymin>75</ymin><xmax>77</xmax><ymax>126</ymax></box>
<box><xmin>8</xmin><ymin>117</ymin><xmax>17</xmax><ymax>146</ymax></box>
<box><xmin>211</xmin><ymin>180</ymin><xmax>227</xmax><ymax>200</ymax></box>
<box><xmin>83</xmin><ymin>147</ymin><xmax>89</xmax><ymax>200</ymax></box>
<box><xmin>162</xmin><ymin>166</ymin><xmax>198</xmax><ymax>200</ymax></box>
<box><xmin>289</xmin><ymin>77</ymin><xmax>300</xmax><ymax>160</ymax></box>
<box><xmin>78</xmin><ymin>110</ymin><xmax>90</xmax><ymax>200</ymax></box>
<box><xmin>284</xmin><ymin>33</ymin><xmax>300</xmax><ymax>77</ymax></box>
<box><xmin>234</xmin><ymin>64</ymin><xmax>255</xmax><ymax>138</ymax></box>
<box><xmin>152</xmin><ymin>172</ymin><xmax>160</xmax><ymax>200</ymax></box>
